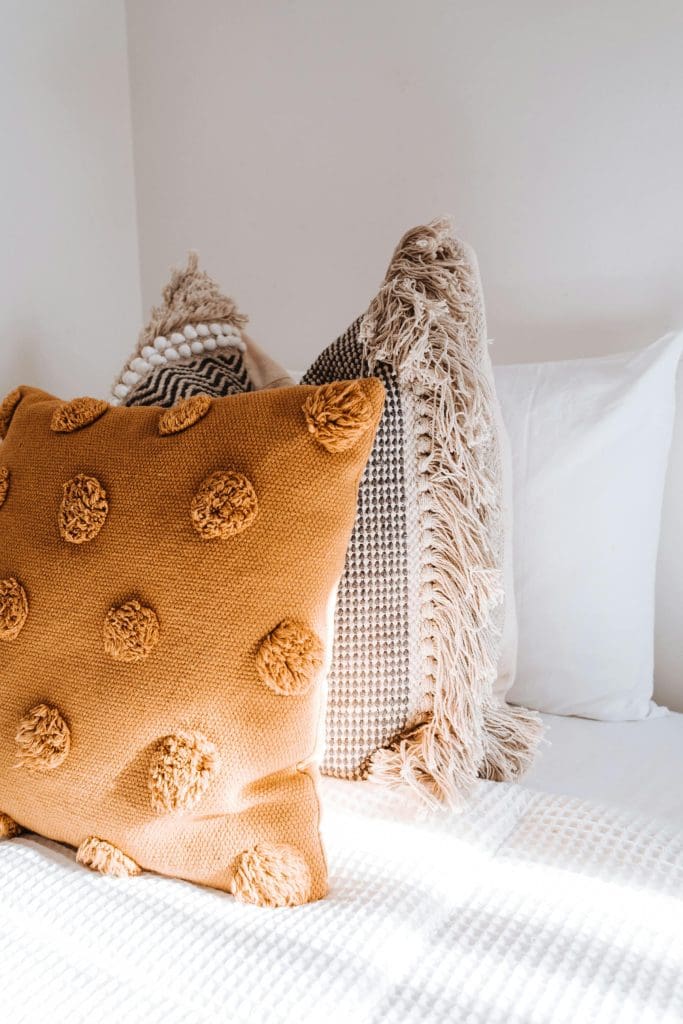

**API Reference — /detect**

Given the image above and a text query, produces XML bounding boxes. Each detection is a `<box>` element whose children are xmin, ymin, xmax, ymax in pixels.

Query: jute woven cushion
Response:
<box><xmin>0</xmin><ymin>380</ymin><xmax>383</xmax><ymax>906</ymax></box>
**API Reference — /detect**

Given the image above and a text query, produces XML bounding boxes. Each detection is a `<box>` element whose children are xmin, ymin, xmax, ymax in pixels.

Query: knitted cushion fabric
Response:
<box><xmin>0</xmin><ymin>381</ymin><xmax>384</xmax><ymax>906</ymax></box>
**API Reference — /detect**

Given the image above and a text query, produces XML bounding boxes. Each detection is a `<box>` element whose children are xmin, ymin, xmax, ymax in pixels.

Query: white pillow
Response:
<box><xmin>495</xmin><ymin>332</ymin><xmax>683</xmax><ymax>721</ymax></box>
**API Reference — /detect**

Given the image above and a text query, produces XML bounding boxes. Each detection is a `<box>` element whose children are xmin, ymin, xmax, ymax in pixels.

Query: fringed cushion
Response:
<box><xmin>303</xmin><ymin>220</ymin><xmax>541</xmax><ymax>806</ymax></box>
<box><xmin>111</xmin><ymin>252</ymin><xmax>292</xmax><ymax>408</ymax></box>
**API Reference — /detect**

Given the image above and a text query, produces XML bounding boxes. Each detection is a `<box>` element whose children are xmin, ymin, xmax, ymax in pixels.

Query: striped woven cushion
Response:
<box><xmin>303</xmin><ymin>321</ymin><xmax>417</xmax><ymax>778</ymax></box>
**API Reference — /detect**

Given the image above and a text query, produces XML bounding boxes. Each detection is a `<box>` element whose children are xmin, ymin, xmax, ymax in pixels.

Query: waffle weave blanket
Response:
<box><xmin>2</xmin><ymin>777</ymin><xmax>682</xmax><ymax>1023</ymax></box>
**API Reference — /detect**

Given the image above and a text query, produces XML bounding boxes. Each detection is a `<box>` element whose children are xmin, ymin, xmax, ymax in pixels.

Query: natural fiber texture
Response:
<box><xmin>230</xmin><ymin>842</ymin><xmax>312</xmax><ymax>908</ymax></box>
<box><xmin>122</xmin><ymin>351</ymin><xmax>252</xmax><ymax>407</ymax></box>
<box><xmin>3</xmin><ymin>778</ymin><xmax>682</xmax><ymax>1020</ymax></box>
<box><xmin>15</xmin><ymin>704</ymin><xmax>71</xmax><ymax>772</ymax></box>
<box><xmin>77</xmin><ymin>837</ymin><xmax>141</xmax><ymax>877</ymax></box>
<box><xmin>51</xmin><ymin>397</ymin><xmax>109</xmax><ymax>433</ymax></box>
<box><xmin>364</xmin><ymin>220</ymin><xmax>541</xmax><ymax>802</ymax></box>
<box><xmin>148</xmin><ymin>732</ymin><xmax>219</xmax><ymax>815</ymax></box>
<box><xmin>256</xmin><ymin>620</ymin><xmax>325</xmax><ymax>696</ymax></box>
<box><xmin>0</xmin><ymin>381</ymin><xmax>383</xmax><ymax>905</ymax></box>
<box><xmin>305</xmin><ymin>219</ymin><xmax>540</xmax><ymax>805</ymax></box>
<box><xmin>0</xmin><ymin>466</ymin><xmax>10</xmax><ymax>507</ymax></box>
<box><xmin>103</xmin><ymin>601</ymin><xmax>160</xmax><ymax>663</ymax></box>
<box><xmin>190</xmin><ymin>470</ymin><xmax>259</xmax><ymax>539</ymax></box>
<box><xmin>139</xmin><ymin>252</ymin><xmax>247</xmax><ymax>353</ymax></box>
<box><xmin>59</xmin><ymin>474</ymin><xmax>109</xmax><ymax>544</ymax></box>
<box><xmin>479</xmin><ymin>699</ymin><xmax>544</xmax><ymax>781</ymax></box>
<box><xmin>158</xmin><ymin>394</ymin><xmax>212</xmax><ymax>435</ymax></box>
<box><xmin>0</xmin><ymin>577</ymin><xmax>29</xmax><ymax>640</ymax></box>
<box><xmin>303</xmin><ymin>381</ymin><xmax>376</xmax><ymax>453</ymax></box>
<box><xmin>115</xmin><ymin>227</ymin><xmax>537</xmax><ymax>806</ymax></box>
<box><xmin>304</xmin><ymin>329</ymin><xmax>416</xmax><ymax>779</ymax></box>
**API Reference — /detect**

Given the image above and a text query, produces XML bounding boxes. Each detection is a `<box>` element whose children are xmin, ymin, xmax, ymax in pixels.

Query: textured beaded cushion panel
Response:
<box><xmin>117</xmin><ymin>220</ymin><xmax>540</xmax><ymax>810</ymax></box>
<box><xmin>0</xmin><ymin>380</ymin><xmax>384</xmax><ymax>907</ymax></box>
<box><xmin>112</xmin><ymin>250</ymin><xmax>292</xmax><ymax>408</ymax></box>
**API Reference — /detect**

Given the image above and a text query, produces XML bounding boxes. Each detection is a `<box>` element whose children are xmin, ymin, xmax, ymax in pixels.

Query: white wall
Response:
<box><xmin>126</xmin><ymin>0</ymin><xmax>683</xmax><ymax>705</ymax></box>
<box><xmin>127</xmin><ymin>0</ymin><xmax>683</xmax><ymax>366</ymax></box>
<box><xmin>0</xmin><ymin>0</ymin><xmax>141</xmax><ymax>399</ymax></box>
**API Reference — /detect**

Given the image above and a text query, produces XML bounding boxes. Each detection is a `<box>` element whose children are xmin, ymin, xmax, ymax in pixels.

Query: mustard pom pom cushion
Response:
<box><xmin>0</xmin><ymin>381</ymin><xmax>384</xmax><ymax>906</ymax></box>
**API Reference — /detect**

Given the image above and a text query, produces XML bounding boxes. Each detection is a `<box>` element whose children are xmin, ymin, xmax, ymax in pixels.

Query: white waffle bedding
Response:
<box><xmin>1</xmin><ymin>776</ymin><xmax>682</xmax><ymax>1024</ymax></box>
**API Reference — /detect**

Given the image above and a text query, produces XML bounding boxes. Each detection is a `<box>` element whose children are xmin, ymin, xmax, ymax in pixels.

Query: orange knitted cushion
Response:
<box><xmin>0</xmin><ymin>380</ymin><xmax>383</xmax><ymax>906</ymax></box>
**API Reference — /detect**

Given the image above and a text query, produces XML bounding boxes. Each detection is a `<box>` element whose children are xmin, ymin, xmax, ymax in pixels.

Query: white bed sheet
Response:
<box><xmin>523</xmin><ymin>711</ymin><xmax>683</xmax><ymax>827</ymax></box>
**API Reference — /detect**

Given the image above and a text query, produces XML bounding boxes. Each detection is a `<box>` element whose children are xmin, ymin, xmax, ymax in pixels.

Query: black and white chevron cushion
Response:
<box><xmin>123</xmin><ymin>351</ymin><xmax>252</xmax><ymax>408</ymax></box>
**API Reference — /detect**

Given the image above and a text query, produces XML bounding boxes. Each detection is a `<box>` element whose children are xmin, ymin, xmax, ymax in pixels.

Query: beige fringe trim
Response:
<box><xmin>139</xmin><ymin>251</ymin><xmax>247</xmax><ymax>351</ymax></box>
<box><xmin>363</xmin><ymin>218</ymin><xmax>541</xmax><ymax>808</ymax></box>
<box><xmin>480</xmin><ymin>698</ymin><xmax>542</xmax><ymax>782</ymax></box>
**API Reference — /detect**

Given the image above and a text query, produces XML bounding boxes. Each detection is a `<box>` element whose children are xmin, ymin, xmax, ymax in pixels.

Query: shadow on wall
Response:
<box><xmin>656</xmin><ymin>363</ymin><xmax>683</xmax><ymax>712</ymax></box>
<box><xmin>488</xmin><ymin>304</ymin><xmax>681</xmax><ymax>366</ymax></box>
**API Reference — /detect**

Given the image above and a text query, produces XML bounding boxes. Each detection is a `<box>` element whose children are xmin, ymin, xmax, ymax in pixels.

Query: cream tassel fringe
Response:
<box><xmin>362</xmin><ymin>218</ymin><xmax>541</xmax><ymax>808</ymax></box>
<box><xmin>480</xmin><ymin>697</ymin><xmax>542</xmax><ymax>782</ymax></box>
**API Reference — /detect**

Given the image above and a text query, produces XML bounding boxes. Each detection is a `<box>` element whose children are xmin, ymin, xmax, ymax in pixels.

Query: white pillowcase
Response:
<box><xmin>495</xmin><ymin>333</ymin><xmax>683</xmax><ymax>721</ymax></box>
